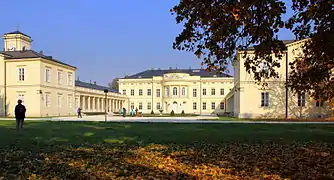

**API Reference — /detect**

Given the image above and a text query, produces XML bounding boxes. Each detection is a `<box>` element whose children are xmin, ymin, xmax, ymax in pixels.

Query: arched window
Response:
<box><xmin>182</xmin><ymin>87</ymin><xmax>186</xmax><ymax>96</ymax></box>
<box><xmin>165</xmin><ymin>88</ymin><xmax>169</xmax><ymax>97</ymax></box>
<box><xmin>173</xmin><ymin>87</ymin><xmax>178</xmax><ymax>96</ymax></box>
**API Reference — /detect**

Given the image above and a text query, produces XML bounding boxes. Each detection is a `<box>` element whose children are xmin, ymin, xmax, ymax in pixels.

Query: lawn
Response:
<box><xmin>0</xmin><ymin>121</ymin><xmax>333</xmax><ymax>179</ymax></box>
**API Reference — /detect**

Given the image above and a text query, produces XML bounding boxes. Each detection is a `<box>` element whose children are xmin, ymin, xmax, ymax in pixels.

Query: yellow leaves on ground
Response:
<box><xmin>0</xmin><ymin>143</ymin><xmax>333</xmax><ymax>179</ymax></box>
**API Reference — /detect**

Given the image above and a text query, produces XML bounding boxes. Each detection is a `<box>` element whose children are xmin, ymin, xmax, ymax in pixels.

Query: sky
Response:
<box><xmin>0</xmin><ymin>0</ymin><xmax>295</xmax><ymax>86</ymax></box>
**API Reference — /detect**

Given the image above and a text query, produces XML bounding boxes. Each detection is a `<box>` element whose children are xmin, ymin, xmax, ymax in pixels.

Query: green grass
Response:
<box><xmin>1</xmin><ymin>120</ymin><xmax>333</xmax><ymax>179</ymax></box>
<box><xmin>0</xmin><ymin>120</ymin><xmax>333</xmax><ymax>149</ymax></box>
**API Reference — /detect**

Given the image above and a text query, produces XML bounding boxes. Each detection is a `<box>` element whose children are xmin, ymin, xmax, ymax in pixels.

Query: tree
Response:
<box><xmin>170</xmin><ymin>0</ymin><xmax>333</xmax><ymax>101</ymax></box>
<box><xmin>108</xmin><ymin>78</ymin><xmax>119</xmax><ymax>91</ymax></box>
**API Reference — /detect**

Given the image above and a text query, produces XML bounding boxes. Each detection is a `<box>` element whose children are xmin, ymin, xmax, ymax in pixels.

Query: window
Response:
<box><xmin>220</xmin><ymin>88</ymin><xmax>224</xmax><ymax>95</ymax></box>
<box><xmin>18</xmin><ymin>94</ymin><xmax>24</xmax><ymax>104</ymax></box>
<box><xmin>193</xmin><ymin>102</ymin><xmax>197</xmax><ymax>110</ymax></box>
<box><xmin>57</xmin><ymin>95</ymin><xmax>62</xmax><ymax>108</ymax></box>
<box><xmin>165</xmin><ymin>88</ymin><xmax>169</xmax><ymax>97</ymax></box>
<box><xmin>156</xmin><ymin>89</ymin><xmax>161</xmax><ymax>97</ymax></box>
<box><xmin>203</xmin><ymin>89</ymin><xmax>206</xmax><ymax>95</ymax></box>
<box><xmin>211</xmin><ymin>88</ymin><xmax>215</xmax><ymax>95</ymax></box>
<box><xmin>298</xmin><ymin>92</ymin><xmax>306</xmax><ymax>107</ymax></box>
<box><xmin>131</xmin><ymin>89</ymin><xmax>134</xmax><ymax>96</ymax></box>
<box><xmin>122</xmin><ymin>90</ymin><xmax>126</xmax><ymax>95</ymax></box>
<box><xmin>57</xmin><ymin>71</ymin><xmax>63</xmax><ymax>85</ymax></box>
<box><xmin>316</xmin><ymin>100</ymin><xmax>324</xmax><ymax>107</ymax></box>
<box><xmin>139</xmin><ymin>102</ymin><xmax>143</xmax><ymax>110</ymax></box>
<box><xmin>156</xmin><ymin>102</ymin><xmax>161</xmax><ymax>110</ymax></box>
<box><xmin>173</xmin><ymin>87</ymin><xmax>178</xmax><ymax>96</ymax></box>
<box><xmin>68</xmin><ymin>95</ymin><xmax>73</xmax><ymax>108</ymax></box>
<box><xmin>193</xmin><ymin>89</ymin><xmax>197</xmax><ymax>97</ymax></box>
<box><xmin>147</xmin><ymin>102</ymin><xmax>151</xmax><ymax>110</ymax></box>
<box><xmin>211</xmin><ymin>102</ymin><xmax>215</xmax><ymax>109</ymax></box>
<box><xmin>18</xmin><ymin>68</ymin><xmax>25</xmax><ymax>81</ymax></box>
<box><xmin>45</xmin><ymin>93</ymin><xmax>51</xmax><ymax>107</ymax></box>
<box><xmin>147</xmin><ymin>89</ymin><xmax>151</xmax><ymax>96</ymax></box>
<box><xmin>220</xmin><ymin>102</ymin><xmax>224</xmax><ymax>109</ymax></box>
<box><xmin>67</xmin><ymin>73</ymin><xmax>73</xmax><ymax>85</ymax></box>
<box><xmin>203</xmin><ymin>102</ymin><xmax>206</xmax><ymax>110</ymax></box>
<box><xmin>182</xmin><ymin>87</ymin><xmax>186</xmax><ymax>96</ymax></box>
<box><xmin>261</xmin><ymin>92</ymin><xmax>269</xmax><ymax>107</ymax></box>
<box><xmin>45</xmin><ymin>68</ymin><xmax>51</xmax><ymax>82</ymax></box>
<box><xmin>130</xmin><ymin>102</ymin><xmax>134</xmax><ymax>109</ymax></box>
<box><xmin>139</xmin><ymin>89</ymin><xmax>143</xmax><ymax>96</ymax></box>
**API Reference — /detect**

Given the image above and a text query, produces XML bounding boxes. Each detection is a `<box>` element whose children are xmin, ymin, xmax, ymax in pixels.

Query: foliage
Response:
<box><xmin>108</xmin><ymin>78</ymin><xmax>119</xmax><ymax>91</ymax></box>
<box><xmin>150</xmin><ymin>110</ymin><xmax>154</xmax><ymax>115</ymax></box>
<box><xmin>0</xmin><ymin>121</ymin><xmax>333</xmax><ymax>179</ymax></box>
<box><xmin>170</xmin><ymin>110</ymin><xmax>175</xmax><ymax>116</ymax></box>
<box><xmin>170</xmin><ymin>0</ymin><xmax>333</xmax><ymax>101</ymax></box>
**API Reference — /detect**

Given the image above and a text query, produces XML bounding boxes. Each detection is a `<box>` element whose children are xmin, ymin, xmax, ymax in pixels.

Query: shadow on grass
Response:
<box><xmin>0</xmin><ymin>121</ymin><xmax>334</xmax><ymax>179</ymax></box>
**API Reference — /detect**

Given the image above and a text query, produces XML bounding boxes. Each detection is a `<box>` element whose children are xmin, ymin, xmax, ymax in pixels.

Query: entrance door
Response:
<box><xmin>172</xmin><ymin>101</ymin><xmax>178</xmax><ymax>113</ymax></box>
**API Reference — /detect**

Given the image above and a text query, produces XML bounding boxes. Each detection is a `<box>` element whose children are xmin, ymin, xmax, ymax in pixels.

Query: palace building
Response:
<box><xmin>118</xmin><ymin>69</ymin><xmax>234</xmax><ymax>114</ymax></box>
<box><xmin>0</xmin><ymin>31</ymin><xmax>127</xmax><ymax>117</ymax></box>
<box><xmin>225</xmin><ymin>39</ymin><xmax>332</xmax><ymax>119</ymax></box>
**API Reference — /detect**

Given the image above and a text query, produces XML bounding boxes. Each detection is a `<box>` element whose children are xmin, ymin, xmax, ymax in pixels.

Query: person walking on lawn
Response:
<box><xmin>77</xmin><ymin>107</ymin><xmax>82</xmax><ymax>118</ymax></box>
<box><xmin>14</xmin><ymin>99</ymin><xmax>26</xmax><ymax>131</ymax></box>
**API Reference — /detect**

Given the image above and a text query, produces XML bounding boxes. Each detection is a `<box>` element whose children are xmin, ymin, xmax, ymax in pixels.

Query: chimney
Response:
<box><xmin>39</xmin><ymin>50</ymin><xmax>43</xmax><ymax>54</ymax></box>
<box><xmin>169</xmin><ymin>67</ymin><xmax>172</xmax><ymax>70</ymax></box>
<box><xmin>94</xmin><ymin>81</ymin><xmax>96</xmax><ymax>85</ymax></box>
<box><xmin>77</xmin><ymin>76</ymin><xmax>80</xmax><ymax>81</ymax></box>
<box><xmin>90</xmin><ymin>80</ymin><xmax>92</xmax><ymax>84</ymax></box>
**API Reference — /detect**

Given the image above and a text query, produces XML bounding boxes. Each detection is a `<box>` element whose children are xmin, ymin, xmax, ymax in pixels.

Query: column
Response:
<box><xmin>109</xmin><ymin>99</ymin><xmax>111</xmax><ymax>112</ymax></box>
<box><xmin>87</xmin><ymin>96</ymin><xmax>91</xmax><ymax>112</ymax></box>
<box><xmin>91</xmin><ymin>97</ymin><xmax>95</xmax><ymax>112</ymax></box>
<box><xmin>82</xmin><ymin>96</ymin><xmax>86</xmax><ymax>111</ymax></box>
<box><xmin>97</xmin><ymin>98</ymin><xmax>100</xmax><ymax>112</ymax></box>
<box><xmin>102</xmin><ymin>98</ymin><xmax>105</xmax><ymax>112</ymax></box>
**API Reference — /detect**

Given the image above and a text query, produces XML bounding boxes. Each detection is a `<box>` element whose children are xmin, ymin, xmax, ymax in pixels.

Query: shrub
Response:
<box><xmin>170</xmin><ymin>110</ymin><xmax>175</xmax><ymax>116</ymax></box>
<box><xmin>151</xmin><ymin>110</ymin><xmax>154</xmax><ymax>115</ymax></box>
<box><xmin>181</xmin><ymin>110</ymin><xmax>185</xmax><ymax>115</ymax></box>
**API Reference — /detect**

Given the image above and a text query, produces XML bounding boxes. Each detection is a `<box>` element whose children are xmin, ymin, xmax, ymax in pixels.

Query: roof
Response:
<box><xmin>75</xmin><ymin>80</ymin><xmax>119</xmax><ymax>93</ymax></box>
<box><xmin>243</xmin><ymin>40</ymin><xmax>297</xmax><ymax>51</ymax></box>
<box><xmin>0</xmin><ymin>50</ymin><xmax>76</xmax><ymax>69</ymax></box>
<box><xmin>121</xmin><ymin>69</ymin><xmax>233</xmax><ymax>79</ymax></box>
<box><xmin>4</xmin><ymin>31</ymin><xmax>31</xmax><ymax>38</ymax></box>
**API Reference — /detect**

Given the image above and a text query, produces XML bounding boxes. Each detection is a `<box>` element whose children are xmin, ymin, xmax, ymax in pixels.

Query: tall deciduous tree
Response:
<box><xmin>171</xmin><ymin>0</ymin><xmax>333</xmax><ymax>101</ymax></box>
<box><xmin>108</xmin><ymin>78</ymin><xmax>119</xmax><ymax>91</ymax></box>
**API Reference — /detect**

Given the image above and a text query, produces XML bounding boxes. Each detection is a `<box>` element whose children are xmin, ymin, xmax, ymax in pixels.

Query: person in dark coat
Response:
<box><xmin>14</xmin><ymin>99</ymin><xmax>26</xmax><ymax>131</ymax></box>
<box><xmin>77</xmin><ymin>107</ymin><xmax>82</xmax><ymax>118</ymax></box>
<box><xmin>122</xmin><ymin>108</ymin><xmax>127</xmax><ymax>117</ymax></box>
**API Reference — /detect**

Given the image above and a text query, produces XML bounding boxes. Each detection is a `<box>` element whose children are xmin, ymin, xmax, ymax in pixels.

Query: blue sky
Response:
<box><xmin>0</xmin><ymin>0</ymin><xmax>295</xmax><ymax>85</ymax></box>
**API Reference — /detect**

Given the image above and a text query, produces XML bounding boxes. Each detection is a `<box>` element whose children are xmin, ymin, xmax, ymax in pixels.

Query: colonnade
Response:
<box><xmin>79</xmin><ymin>95</ymin><xmax>124</xmax><ymax>113</ymax></box>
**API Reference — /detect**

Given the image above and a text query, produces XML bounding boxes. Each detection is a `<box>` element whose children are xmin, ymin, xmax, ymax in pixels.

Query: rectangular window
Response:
<box><xmin>57</xmin><ymin>95</ymin><xmax>62</xmax><ymax>108</ymax></box>
<box><xmin>18</xmin><ymin>68</ymin><xmax>25</xmax><ymax>81</ymax></box>
<box><xmin>147</xmin><ymin>89</ymin><xmax>152</xmax><ymax>96</ymax></box>
<box><xmin>156</xmin><ymin>89</ymin><xmax>161</xmax><ymax>97</ymax></box>
<box><xmin>57</xmin><ymin>71</ymin><xmax>63</xmax><ymax>85</ymax></box>
<box><xmin>139</xmin><ymin>102</ymin><xmax>143</xmax><ymax>110</ymax></box>
<box><xmin>203</xmin><ymin>89</ymin><xmax>206</xmax><ymax>95</ymax></box>
<box><xmin>122</xmin><ymin>89</ymin><xmax>126</xmax><ymax>95</ymax></box>
<box><xmin>131</xmin><ymin>89</ymin><xmax>134</xmax><ymax>96</ymax></box>
<box><xmin>18</xmin><ymin>94</ymin><xmax>24</xmax><ymax>104</ymax></box>
<box><xmin>193</xmin><ymin>102</ymin><xmax>197</xmax><ymax>110</ymax></box>
<box><xmin>68</xmin><ymin>95</ymin><xmax>73</xmax><ymax>108</ymax></box>
<box><xmin>316</xmin><ymin>100</ymin><xmax>324</xmax><ymax>107</ymax></box>
<box><xmin>220</xmin><ymin>102</ymin><xmax>224</xmax><ymax>109</ymax></box>
<box><xmin>156</xmin><ymin>102</ymin><xmax>161</xmax><ymax>110</ymax></box>
<box><xmin>67</xmin><ymin>73</ymin><xmax>73</xmax><ymax>85</ymax></box>
<box><xmin>130</xmin><ymin>102</ymin><xmax>134</xmax><ymax>109</ymax></box>
<box><xmin>147</xmin><ymin>102</ymin><xmax>151</xmax><ymax>110</ymax></box>
<box><xmin>45</xmin><ymin>93</ymin><xmax>51</xmax><ymax>107</ymax></box>
<box><xmin>203</xmin><ymin>102</ymin><xmax>206</xmax><ymax>110</ymax></box>
<box><xmin>211</xmin><ymin>102</ymin><xmax>215</xmax><ymax>109</ymax></box>
<box><xmin>45</xmin><ymin>69</ymin><xmax>51</xmax><ymax>82</ymax></box>
<box><xmin>139</xmin><ymin>89</ymin><xmax>143</xmax><ymax>96</ymax></box>
<box><xmin>193</xmin><ymin>89</ymin><xmax>197</xmax><ymax>97</ymax></box>
<box><xmin>220</xmin><ymin>88</ymin><xmax>224</xmax><ymax>95</ymax></box>
<box><xmin>261</xmin><ymin>92</ymin><xmax>269</xmax><ymax>107</ymax></box>
<box><xmin>298</xmin><ymin>92</ymin><xmax>306</xmax><ymax>107</ymax></box>
<box><xmin>211</xmin><ymin>88</ymin><xmax>215</xmax><ymax>96</ymax></box>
